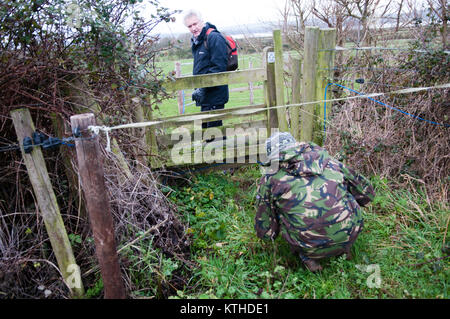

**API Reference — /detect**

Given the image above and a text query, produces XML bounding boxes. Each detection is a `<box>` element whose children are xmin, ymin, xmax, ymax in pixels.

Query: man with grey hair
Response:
<box><xmin>255</xmin><ymin>132</ymin><xmax>375</xmax><ymax>272</ymax></box>
<box><xmin>184</xmin><ymin>10</ymin><xmax>229</xmax><ymax>129</ymax></box>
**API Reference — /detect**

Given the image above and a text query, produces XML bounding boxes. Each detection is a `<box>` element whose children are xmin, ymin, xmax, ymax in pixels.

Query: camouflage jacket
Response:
<box><xmin>255</xmin><ymin>142</ymin><xmax>375</xmax><ymax>259</ymax></box>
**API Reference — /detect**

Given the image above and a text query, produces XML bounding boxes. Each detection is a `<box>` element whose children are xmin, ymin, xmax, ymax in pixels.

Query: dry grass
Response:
<box><xmin>0</xmin><ymin>143</ymin><xmax>192</xmax><ymax>298</ymax></box>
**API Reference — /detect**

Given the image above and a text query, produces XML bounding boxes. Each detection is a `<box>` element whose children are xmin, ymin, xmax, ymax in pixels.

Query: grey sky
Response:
<box><xmin>152</xmin><ymin>0</ymin><xmax>282</xmax><ymax>35</ymax></box>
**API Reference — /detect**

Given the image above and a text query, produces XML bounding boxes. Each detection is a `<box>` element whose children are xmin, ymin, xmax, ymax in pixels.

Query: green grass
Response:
<box><xmin>159</xmin><ymin>166</ymin><xmax>449</xmax><ymax>299</ymax></box>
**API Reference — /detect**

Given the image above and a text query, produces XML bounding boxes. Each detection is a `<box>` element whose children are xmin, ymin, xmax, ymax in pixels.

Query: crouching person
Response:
<box><xmin>255</xmin><ymin>132</ymin><xmax>375</xmax><ymax>272</ymax></box>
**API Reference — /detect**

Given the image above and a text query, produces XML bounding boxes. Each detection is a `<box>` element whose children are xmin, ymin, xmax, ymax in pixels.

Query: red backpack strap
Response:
<box><xmin>204</xmin><ymin>28</ymin><xmax>215</xmax><ymax>49</ymax></box>
<box><xmin>205</xmin><ymin>28</ymin><xmax>233</xmax><ymax>52</ymax></box>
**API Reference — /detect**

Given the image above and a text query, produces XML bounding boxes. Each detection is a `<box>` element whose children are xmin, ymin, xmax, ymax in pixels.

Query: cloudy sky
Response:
<box><xmin>152</xmin><ymin>0</ymin><xmax>283</xmax><ymax>35</ymax></box>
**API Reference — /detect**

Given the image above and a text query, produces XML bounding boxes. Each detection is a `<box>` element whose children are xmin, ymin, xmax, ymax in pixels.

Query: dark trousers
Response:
<box><xmin>200</xmin><ymin>104</ymin><xmax>224</xmax><ymax>129</ymax></box>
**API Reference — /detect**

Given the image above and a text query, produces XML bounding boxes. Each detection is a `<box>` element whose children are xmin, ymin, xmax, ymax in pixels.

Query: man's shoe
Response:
<box><xmin>304</xmin><ymin>259</ymin><xmax>323</xmax><ymax>272</ymax></box>
<box><xmin>345</xmin><ymin>251</ymin><xmax>353</xmax><ymax>260</ymax></box>
<box><xmin>343</xmin><ymin>247</ymin><xmax>353</xmax><ymax>260</ymax></box>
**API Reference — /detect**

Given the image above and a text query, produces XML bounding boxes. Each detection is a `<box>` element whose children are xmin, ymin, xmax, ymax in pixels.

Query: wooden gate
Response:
<box><xmin>128</xmin><ymin>28</ymin><xmax>335</xmax><ymax>169</ymax></box>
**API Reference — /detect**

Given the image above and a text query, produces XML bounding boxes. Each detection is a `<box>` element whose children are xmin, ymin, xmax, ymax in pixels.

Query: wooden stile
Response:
<box><xmin>149</xmin><ymin>27</ymin><xmax>337</xmax><ymax>167</ymax></box>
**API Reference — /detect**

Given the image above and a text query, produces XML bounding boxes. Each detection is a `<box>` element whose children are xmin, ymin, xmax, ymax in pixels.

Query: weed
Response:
<box><xmin>85</xmin><ymin>278</ymin><xmax>104</xmax><ymax>299</ymax></box>
<box><xmin>68</xmin><ymin>234</ymin><xmax>82</xmax><ymax>247</ymax></box>
<box><xmin>163</xmin><ymin>166</ymin><xmax>448</xmax><ymax>299</ymax></box>
<box><xmin>122</xmin><ymin>237</ymin><xmax>183</xmax><ymax>298</ymax></box>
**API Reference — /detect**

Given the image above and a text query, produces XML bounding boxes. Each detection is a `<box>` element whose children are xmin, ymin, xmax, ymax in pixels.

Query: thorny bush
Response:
<box><xmin>324</xmin><ymin>41</ymin><xmax>449</xmax><ymax>203</ymax></box>
<box><xmin>0</xmin><ymin>0</ymin><xmax>188</xmax><ymax>298</ymax></box>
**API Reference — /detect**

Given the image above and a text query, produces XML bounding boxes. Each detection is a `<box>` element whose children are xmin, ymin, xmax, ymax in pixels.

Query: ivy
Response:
<box><xmin>0</xmin><ymin>0</ymin><xmax>180</xmax><ymax>102</ymax></box>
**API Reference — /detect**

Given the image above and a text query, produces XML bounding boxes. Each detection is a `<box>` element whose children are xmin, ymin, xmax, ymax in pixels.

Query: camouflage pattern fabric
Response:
<box><xmin>255</xmin><ymin>141</ymin><xmax>375</xmax><ymax>260</ymax></box>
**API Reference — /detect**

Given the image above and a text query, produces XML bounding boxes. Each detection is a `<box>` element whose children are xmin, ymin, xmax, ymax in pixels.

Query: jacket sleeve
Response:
<box><xmin>205</xmin><ymin>32</ymin><xmax>228</xmax><ymax>74</ymax></box>
<box><xmin>339</xmin><ymin>163</ymin><xmax>375</xmax><ymax>207</ymax></box>
<box><xmin>255</xmin><ymin>176</ymin><xmax>280</xmax><ymax>240</ymax></box>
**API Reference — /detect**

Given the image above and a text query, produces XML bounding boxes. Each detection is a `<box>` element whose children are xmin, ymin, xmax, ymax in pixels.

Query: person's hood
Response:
<box><xmin>269</xmin><ymin>142</ymin><xmax>330</xmax><ymax>177</ymax></box>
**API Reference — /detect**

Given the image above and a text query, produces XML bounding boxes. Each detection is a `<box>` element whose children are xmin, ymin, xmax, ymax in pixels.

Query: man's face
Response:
<box><xmin>185</xmin><ymin>16</ymin><xmax>204</xmax><ymax>38</ymax></box>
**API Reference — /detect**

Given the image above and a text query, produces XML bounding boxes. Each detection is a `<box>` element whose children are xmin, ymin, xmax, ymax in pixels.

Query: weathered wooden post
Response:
<box><xmin>11</xmin><ymin>108</ymin><xmax>84</xmax><ymax>298</ymax></box>
<box><xmin>290</xmin><ymin>57</ymin><xmax>302</xmax><ymax>141</ymax></box>
<box><xmin>300</xmin><ymin>26</ymin><xmax>320</xmax><ymax>142</ymax></box>
<box><xmin>248</xmin><ymin>60</ymin><xmax>254</xmax><ymax>105</ymax></box>
<box><xmin>50</xmin><ymin>112</ymin><xmax>87</xmax><ymax>221</ymax></box>
<box><xmin>111</xmin><ymin>138</ymin><xmax>133</xmax><ymax>183</ymax></box>
<box><xmin>145</xmin><ymin>98</ymin><xmax>161</xmax><ymax>169</ymax></box>
<box><xmin>262</xmin><ymin>46</ymin><xmax>278</xmax><ymax>135</ymax></box>
<box><xmin>273</xmin><ymin>30</ymin><xmax>289</xmax><ymax>132</ymax></box>
<box><xmin>70</xmin><ymin>113</ymin><xmax>126</xmax><ymax>299</ymax></box>
<box><xmin>315</xmin><ymin>28</ymin><xmax>336</xmax><ymax>145</ymax></box>
<box><xmin>175</xmin><ymin>61</ymin><xmax>184</xmax><ymax>114</ymax></box>
<box><xmin>132</xmin><ymin>99</ymin><xmax>150</xmax><ymax>169</ymax></box>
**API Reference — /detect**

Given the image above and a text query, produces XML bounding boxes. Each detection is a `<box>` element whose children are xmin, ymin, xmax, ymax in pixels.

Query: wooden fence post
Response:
<box><xmin>262</xmin><ymin>46</ymin><xmax>278</xmax><ymax>135</ymax></box>
<box><xmin>70</xmin><ymin>113</ymin><xmax>126</xmax><ymax>299</ymax></box>
<box><xmin>315</xmin><ymin>28</ymin><xmax>336</xmax><ymax>146</ymax></box>
<box><xmin>273</xmin><ymin>29</ymin><xmax>289</xmax><ymax>132</ymax></box>
<box><xmin>300</xmin><ymin>26</ymin><xmax>320</xmax><ymax>142</ymax></box>
<box><xmin>11</xmin><ymin>108</ymin><xmax>84</xmax><ymax>298</ymax></box>
<box><xmin>290</xmin><ymin>57</ymin><xmax>302</xmax><ymax>141</ymax></box>
<box><xmin>111</xmin><ymin>138</ymin><xmax>133</xmax><ymax>183</ymax></box>
<box><xmin>248</xmin><ymin>60</ymin><xmax>254</xmax><ymax>105</ymax></box>
<box><xmin>175</xmin><ymin>61</ymin><xmax>184</xmax><ymax>114</ymax></box>
<box><xmin>145</xmin><ymin>98</ymin><xmax>161</xmax><ymax>169</ymax></box>
<box><xmin>50</xmin><ymin>112</ymin><xmax>87</xmax><ymax>221</ymax></box>
<box><xmin>133</xmin><ymin>99</ymin><xmax>150</xmax><ymax>169</ymax></box>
